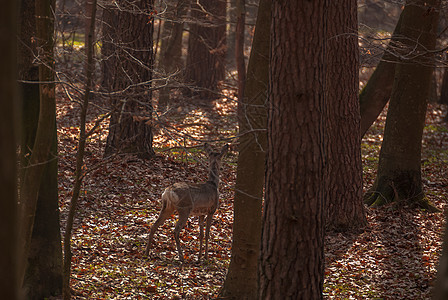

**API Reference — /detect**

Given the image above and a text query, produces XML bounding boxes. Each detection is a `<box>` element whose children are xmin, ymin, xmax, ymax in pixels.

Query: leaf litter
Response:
<box><xmin>57</xmin><ymin>81</ymin><xmax>448</xmax><ymax>298</ymax></box>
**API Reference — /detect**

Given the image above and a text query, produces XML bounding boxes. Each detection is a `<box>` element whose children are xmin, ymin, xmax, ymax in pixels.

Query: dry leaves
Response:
<box><xmin>57</xmin><ymin>82</ymin><xmax>448</xmax><ymax>299</ymax></box>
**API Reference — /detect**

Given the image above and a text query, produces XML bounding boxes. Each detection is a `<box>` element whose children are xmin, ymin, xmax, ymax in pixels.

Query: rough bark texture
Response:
<box><xmin>326</xmin><ymin>0</ymin><xmax>366</xmax><ymax>231</ymax></box>
<box><xmin>359</xmin><ymin>12</ymin><xmax>404</xmax><ymax>137</ymax></box>
<box><xmin>158</xmin><ymin>0</ymin><xmax>188</xmax><ymax>108</ymax></box>
<box><xmin>259</xmin><ymin>1</ymin><xmax>326</xmax><ymax>299</ymax></box>
<box><xmin>102</xmin><ymin>0</ymin><xmax>155</xmax><ymax>159</ymax></box>
<box><xmin>184</xmin><ymin>0</ymin><xmax>226</xmax><ymax>99</ymax></box>
<box><xmin>365</xmin><ymin>0</ymin><xmax>439</xmax><ymax>207</ymax></box>
<box><xmin>0</xmin><ymin>0</ymin><xmax>19</xmax><ymax>298</ymax></box>
<box><xmin>219</xmin><ymin>0</ymin><xmax>269</xmax><ymax>298</ymax></box>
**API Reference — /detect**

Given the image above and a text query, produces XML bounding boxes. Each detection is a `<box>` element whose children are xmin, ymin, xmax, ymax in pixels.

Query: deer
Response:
<box><xmin>144</xmin><ymin>143</ymin><xmax>229</xmax><ymax>262</ymax></box>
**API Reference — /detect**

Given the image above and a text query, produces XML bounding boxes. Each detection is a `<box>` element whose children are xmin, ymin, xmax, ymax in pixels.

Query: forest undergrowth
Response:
<box><xmin>56</xmin><ymin>82</ymin><xmax>448</xmax><ymax>298</ymax></box>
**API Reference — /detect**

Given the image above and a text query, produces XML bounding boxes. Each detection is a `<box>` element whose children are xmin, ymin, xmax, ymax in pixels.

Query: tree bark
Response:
<box><xmin>23</xmin><ymin>129</ymin><xmax>62</xmax><ymax>299</ymax></box>
<box><xmin>365</xmin><ymin>0</ymin><xmax>440</xmax><ymax>207</ymax></box>
<box><xmin>18</xmin><ymin>0</ymin><xmax>57</xmax><ymax>286</ymax></box>
<box><xmin>325</xmin><ymin>0</ymin><xmax>366</xmax><ymax>231</ymax></box>
<box><xmin>0</xmin><ymin>0</ymin><xmax>19</xmax><ymax>297</ymax></box>
<box><xmin>17</xmin><ymin>0</ymin><xmax>63</xmax><ymax>296</ymax></box>
<box><xmin>359</xmin><ymin>12</ymin><xmax>404</xmax><ymax>137</ymax></box>
<box><xmin>219</xmin><ymin>0</ymin><xmax>269</xmax><ymax>299</ymax></box>
<box><xmin>259</xmin><ymin>1</ymin><xmax>326</xmax><ymax>298</ymax></box>
<box><xmin>102</xmin><ymin>0</ymin><xmax>155</xmax><ymax>159</ymax></box>
<box><xmin>184</xmin><ymin>0</ymin><xmax>226</xmax><ymax>100</ymax></box>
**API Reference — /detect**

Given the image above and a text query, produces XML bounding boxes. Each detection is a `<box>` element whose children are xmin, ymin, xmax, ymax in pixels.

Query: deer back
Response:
<box><xmin>162</xmin><ymin>181</ymin><xmax>219</xmax><ymax>216</ymax></box>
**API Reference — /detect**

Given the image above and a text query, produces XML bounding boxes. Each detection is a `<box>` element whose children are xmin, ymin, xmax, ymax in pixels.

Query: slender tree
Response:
<box><xmin>219</xmin><ymin>0</ymin><xmax>269</xmax><ymax>298</ymax></box>
<box><xmin>325</xmin><ymin>0</ymin><xmax>366</xmax><ymax>231</ymax></box>
<box><xmin>0</xmin><ymin>0</ymin><xmax>19</xmax><ymax>298</ymax></box>
<box><xmin>259</xmin><ymin>1</ymin><xmax>326</xmax><ymax>298</ymax></box>
<box><xmin>63</xmin><ymin>1</ymin><xmax>98</xmax><ymax>298</ymax></box>
<box><xmin>184</xmin><ymin>0</ymin><xmax>226</xmax><ymax>99</ymax></box>
<box><xmin>102</xmin><ymin>0</ymin><xmax>155</xmax><ymax>159</ymax></box>
<box><xmin>365</xmin><ymin>0</ymin><xmax>440</xmax><ymax>207</ymax></box>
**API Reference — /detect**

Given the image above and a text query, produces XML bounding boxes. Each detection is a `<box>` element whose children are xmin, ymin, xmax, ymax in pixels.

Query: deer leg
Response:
<box><xmin>204</xmin><ymin>213</ymin><xmax>213</xmax><ymax>260</ymax></box>
<box><xmin>197</xmin><ymin>215</ymin><xmax>205</xmax><ymax>262</ymax></box>
<box><xmin>145</xmin><ymin>200</ymin><xmax>173</xmax><ymax>256</ymax></box>
<box><xmin>174</xmin><ymin>208</ymin><xmax>190</xmax><ymax>262</ymax></box>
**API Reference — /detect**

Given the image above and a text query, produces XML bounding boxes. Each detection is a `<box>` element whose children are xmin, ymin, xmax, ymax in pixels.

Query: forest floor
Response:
<box><xmin>56</xmin><ymin>81</ymin><xmax>448</xmax><ymax>299</ymax></box>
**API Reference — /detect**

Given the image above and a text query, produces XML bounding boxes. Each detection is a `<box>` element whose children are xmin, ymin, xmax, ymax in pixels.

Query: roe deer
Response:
<box><xmin>144</xmin><ymin>143</ymin><xmax>229</xmax><ymax>262</ymax></box>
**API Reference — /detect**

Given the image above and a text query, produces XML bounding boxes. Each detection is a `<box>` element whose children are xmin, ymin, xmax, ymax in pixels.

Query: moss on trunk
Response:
<box><xmin>365</xmin><ymin>0</ymin><xmax>439</xmax><ymax>209</ymax></box>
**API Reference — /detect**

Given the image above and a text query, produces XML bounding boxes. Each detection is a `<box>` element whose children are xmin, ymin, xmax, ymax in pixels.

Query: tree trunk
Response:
<box><xmin>359</xmin><ymin>12</ymin><xmax>404</xmax><ymax>137</ymax></box>
<box><xmin>325</xmin><ymin>0</ymin><xmax>366</xmax><ymax>231</ymax></box>
<box><xmin>259</xmin><ymin>1</ymin><xmax>326</xmax><ymax>298</ymax></box>
<box><xmin>219</xmin><ymin>0</ymin><xmax>269</xmax><ymax>299</ymax></box>
<box><xmin>18</xmin><ymin>0</ymin><xmax>57</xmax><ymax>286</ymax></box>
<box><xmin>21</xmin><ymin>79</ymin><xmax>62</xmax><ymax>298</ymax></box>
<box><xmin>102</xmin><ymin>0</ymin><xmax>155</xmax><ymax>159</ymax></box>
<box><xmin>23</xmin><ymin>130</ymin><xmax>62</xmax><ymax>299</ymax></box>
<box><xmin>365</xmin><ymin>0</ymin><xmax>439</xmax><ymax>207</ymax></box>
<box><xmin>17</xmin><ymin>0</ymin><xmax>63</xmax><ymax>296</ymax></box>
<box><xmin>158</xmin><ymin>0</ymin><xmax>188</xmax><ymax>109</ymax></box>
<box><xmin>184</xmin><ymin>0</ymin><xmax>226</xmax><ymax>100</ymax></box>
<box><xmin>0</xmin><ymin>0</ymin><xmax>19</xmax><ymax>297</ymax></box>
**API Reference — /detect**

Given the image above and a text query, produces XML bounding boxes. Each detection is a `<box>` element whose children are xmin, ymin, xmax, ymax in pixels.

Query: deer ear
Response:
<box><xmin>220</xmin><ymin>144</ymin><xmax>229</xmax><ymax>156</ymax></box>
<box><xmin>204</xmin><ymin>143</ymin><xmax>213</xmax><ymax>154</ymax></box>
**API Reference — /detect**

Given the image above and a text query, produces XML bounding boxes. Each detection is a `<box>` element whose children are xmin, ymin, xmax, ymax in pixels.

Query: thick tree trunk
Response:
<box><xmin>359</xmin><ymin>12</ymin><xmax>404</xmax><ymax>137</ymax></box>
<box><xmin>219</xmin><ymin>0</ymin><xmax>269</xmax><ymax>298</ymax></box>
<box><xmin>102</xmin><ymin>0</ymin><xmax>155</xmax><ymax>159</ymax></box>
<box><xmin>326</xmin><ymin>0</ymin><xmax>366</xmax><ymax>231</ymax></box>
<box><xmin>18</xmin><ymin>0</ymin><xmax>57</xmax><ymax>286</ymax></box>
<box><xmin>21</xmin><ymin>80</ymin><xmax>62</xmax><ymax>298</ymax></box>
<box><xmin>17</xmin><ymin>0</ymin><xmax>63</xmax><ymax>297</ymax></box>
<box><xmin>259</xmin><ymin>1</ymin><xmax>326</xmax><ymax>298</ymax></box>
<box><xmin>184</xmin><ymin>0</ymin><xmax>226</xmax><ymax>99</ymax></box>
<box><xmin>0</xmin><ymin>0</ymin><xmax>19</xmax><ymax>298</ymax></box>
<box><xmin>365</xmin><ymin>0</ymin><xmax>439</xmax><ymax>207</ymax></box>
<box><xmin>158</xmin><ymin>0</ymin><xmax>187</xmax><ymax>109</ymax></box>
<box><xmin>24</xmin><ymin>130</ymin><xmax>62</xmax><ymax>299</ymax></box>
